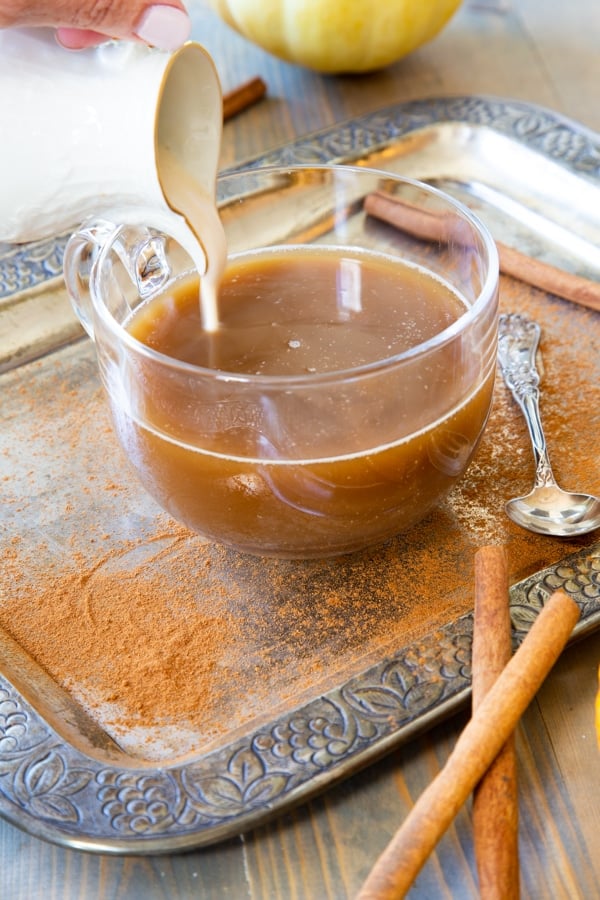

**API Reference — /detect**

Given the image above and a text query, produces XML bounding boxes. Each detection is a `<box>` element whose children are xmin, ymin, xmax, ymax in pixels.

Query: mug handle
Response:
<box><xmin>63</xmin><ymin>218</ymin><xmax>118</xmax><ymax>339</ymax></box>
<box><xmin>63</xmin><ymin>209</ymin><xmax>208</xmax><ymax>339</ymax></box>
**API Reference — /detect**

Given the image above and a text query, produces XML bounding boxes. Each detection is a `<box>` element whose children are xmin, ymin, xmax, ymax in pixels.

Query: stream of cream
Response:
<box><xmin>158</xmin><ymin>147</ymin><xmax>227</xmax><ymax>332</ymax></box>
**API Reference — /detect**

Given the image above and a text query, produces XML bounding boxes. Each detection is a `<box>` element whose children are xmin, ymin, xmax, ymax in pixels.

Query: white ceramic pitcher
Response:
<box><xmin>0</xmin><ymin>27</ymin><xmax>222</xmax><ymax>272</ymax></box>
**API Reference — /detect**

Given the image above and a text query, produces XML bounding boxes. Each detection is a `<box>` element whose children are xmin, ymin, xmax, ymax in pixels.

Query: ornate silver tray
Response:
<box><xmin>1</xmin><ymin>96</ymin><xmax>600</xmax><ymax>853</ymax></box>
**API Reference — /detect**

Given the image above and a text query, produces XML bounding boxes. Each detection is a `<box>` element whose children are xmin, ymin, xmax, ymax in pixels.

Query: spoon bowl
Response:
<box><xmin>505</xmin><ymin>485</ymin><xmax>600</xmax><ymax>537</ymax></box>
<box><xmin>498</xmin><ymin>313</ymin><xmax>600</xmax><ymax>538</ymax></box>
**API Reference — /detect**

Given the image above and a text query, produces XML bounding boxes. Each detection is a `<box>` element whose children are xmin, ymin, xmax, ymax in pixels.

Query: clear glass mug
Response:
<box><xmin>64</xmin><ymin>165</ymin><xmax>499</xmax><ymax>559</ymax></box>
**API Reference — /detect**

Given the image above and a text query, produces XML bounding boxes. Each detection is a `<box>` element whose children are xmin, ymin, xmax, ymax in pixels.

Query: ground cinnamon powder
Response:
<box><xmin>1</xmin><ymin>275</ymin><xmax>599</xmax><ymax>761</ymax></box>
<box><xmin>2</xmin><ymin>533</ymin><xmax>233</xmax><ymax>719</ymax></box>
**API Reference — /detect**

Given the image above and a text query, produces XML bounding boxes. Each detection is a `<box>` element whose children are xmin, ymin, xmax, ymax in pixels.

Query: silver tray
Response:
<box><xmin>1</xmin><ymin>95</ymin><xmax>600</xmax><ymax>854</ymax></box>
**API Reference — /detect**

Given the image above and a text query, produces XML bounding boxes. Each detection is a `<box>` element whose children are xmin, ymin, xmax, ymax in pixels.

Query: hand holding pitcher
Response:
<box><xmin>0</xmin><ymin>0</ymin><xmax>191</xmax><ymax>50</ymax></box>
<box><xmin>0</xmin><ymin>27</ymin><xmax>222</xmax><ymax>255</ymax></box>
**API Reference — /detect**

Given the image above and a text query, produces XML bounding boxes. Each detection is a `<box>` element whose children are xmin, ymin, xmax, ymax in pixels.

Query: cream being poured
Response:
<box><xmin>158</xmin><ymin>145</ymin><xmax>227</xmax><ymax>332</ymax></box>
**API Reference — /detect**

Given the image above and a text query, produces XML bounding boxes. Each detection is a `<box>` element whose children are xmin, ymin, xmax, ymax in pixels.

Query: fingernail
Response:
<box><xmin>134</xmin><ymin>5</ymin><xmax>192</xmax><ymax>51</ymax></box>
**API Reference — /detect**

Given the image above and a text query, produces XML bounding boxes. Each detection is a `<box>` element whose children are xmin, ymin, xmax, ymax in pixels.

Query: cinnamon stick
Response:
<box><xmin>356</xmin><ymin>589</ymin><xmax>580</xmax><ymax>900</ymax></box>
<box><xmin>472</xmin><ymin>546</ymin><xmax>519</xmax><ymax>900</ymax></box>
<box><xmin>364</xmin><ymin>192</ymin><xmax>600</xmax><ymax>314</ymax></box>
<box><xmin>223</xmin><ymin>76</ymin><xmax>267</xmax><ymax>121</ymax></box>
<box><xmin>496</xmin><ymin>242</ymin><xmax>600</xmax><ymax>313</ymax></box>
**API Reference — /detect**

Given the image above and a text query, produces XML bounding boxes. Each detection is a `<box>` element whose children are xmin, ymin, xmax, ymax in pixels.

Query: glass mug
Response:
<box><xmin>65</xmin><ymin>165</ymin><xmax>499</xmax><ymax>559</ymax></box>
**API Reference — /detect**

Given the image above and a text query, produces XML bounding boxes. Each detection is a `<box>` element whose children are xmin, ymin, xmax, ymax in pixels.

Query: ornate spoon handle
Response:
<box><xmin>497</xmin><ymin>313</ymin><xmax>556</xmax><ymax>488</ymax></box>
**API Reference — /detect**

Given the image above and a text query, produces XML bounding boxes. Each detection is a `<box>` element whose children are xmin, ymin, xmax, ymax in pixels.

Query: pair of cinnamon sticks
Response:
<box><xmin>364</xmin><ymin>192</ymin><xmax>600</xmax><ymax>314</ymax></box>
<box><xmin>357</xmin><ymin>546</ymin><xmax>580</xmax><ymax>899</ymax></box>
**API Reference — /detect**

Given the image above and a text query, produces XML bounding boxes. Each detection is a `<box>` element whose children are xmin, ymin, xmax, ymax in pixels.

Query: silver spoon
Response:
<box><xmin>497</xmin><ymin>312</ymin><xmax>600</xmax><ymax>537</ymax></box>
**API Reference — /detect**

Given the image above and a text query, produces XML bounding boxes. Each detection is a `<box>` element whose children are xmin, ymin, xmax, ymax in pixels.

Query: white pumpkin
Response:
<box><xmin>206</xmin><ymin>0</ymin><xmax>462</xmax><ymax>73</ymax></box>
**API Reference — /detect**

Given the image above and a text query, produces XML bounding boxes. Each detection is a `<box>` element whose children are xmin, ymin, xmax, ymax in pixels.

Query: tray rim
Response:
<box><xmin>2</xmin><ymin>92</ymin><xmax>600</xmax><ymax>304</ymax></box>
<box><xmin>1</xmin><ymin>93</ymin><xmax>600</xmax><ymax>854</ymax></box>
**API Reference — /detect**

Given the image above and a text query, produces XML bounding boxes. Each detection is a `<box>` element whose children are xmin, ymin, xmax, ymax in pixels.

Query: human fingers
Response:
<box><xmin>56</xmin><ymin>5</ymin><xmax>191</xmax><ymax>51</ymax></box>
<box><xmin>0</xmin><ymin>2</ymin><xmax>191</xmax><ymax>51</ymax></box>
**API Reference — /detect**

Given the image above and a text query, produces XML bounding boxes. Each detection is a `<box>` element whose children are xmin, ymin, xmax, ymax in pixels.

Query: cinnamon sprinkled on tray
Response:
<box><xmin>1</xmin><ymin>278</ymin><xmax>599</xmax><ymax>763</ymax></box>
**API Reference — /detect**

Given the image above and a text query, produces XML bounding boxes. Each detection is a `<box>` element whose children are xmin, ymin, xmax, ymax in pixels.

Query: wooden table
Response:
<box><xmin>2</xmin><ymin>1</ymin><xmax>600</xmax><ymax>896</ymax></box>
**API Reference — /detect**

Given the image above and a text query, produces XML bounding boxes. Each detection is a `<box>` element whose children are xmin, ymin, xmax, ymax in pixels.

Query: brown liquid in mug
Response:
<box><xmin>116</xmin><ymin>248</ymin><xmax>494</xmax><ymax>557</ymax></box>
